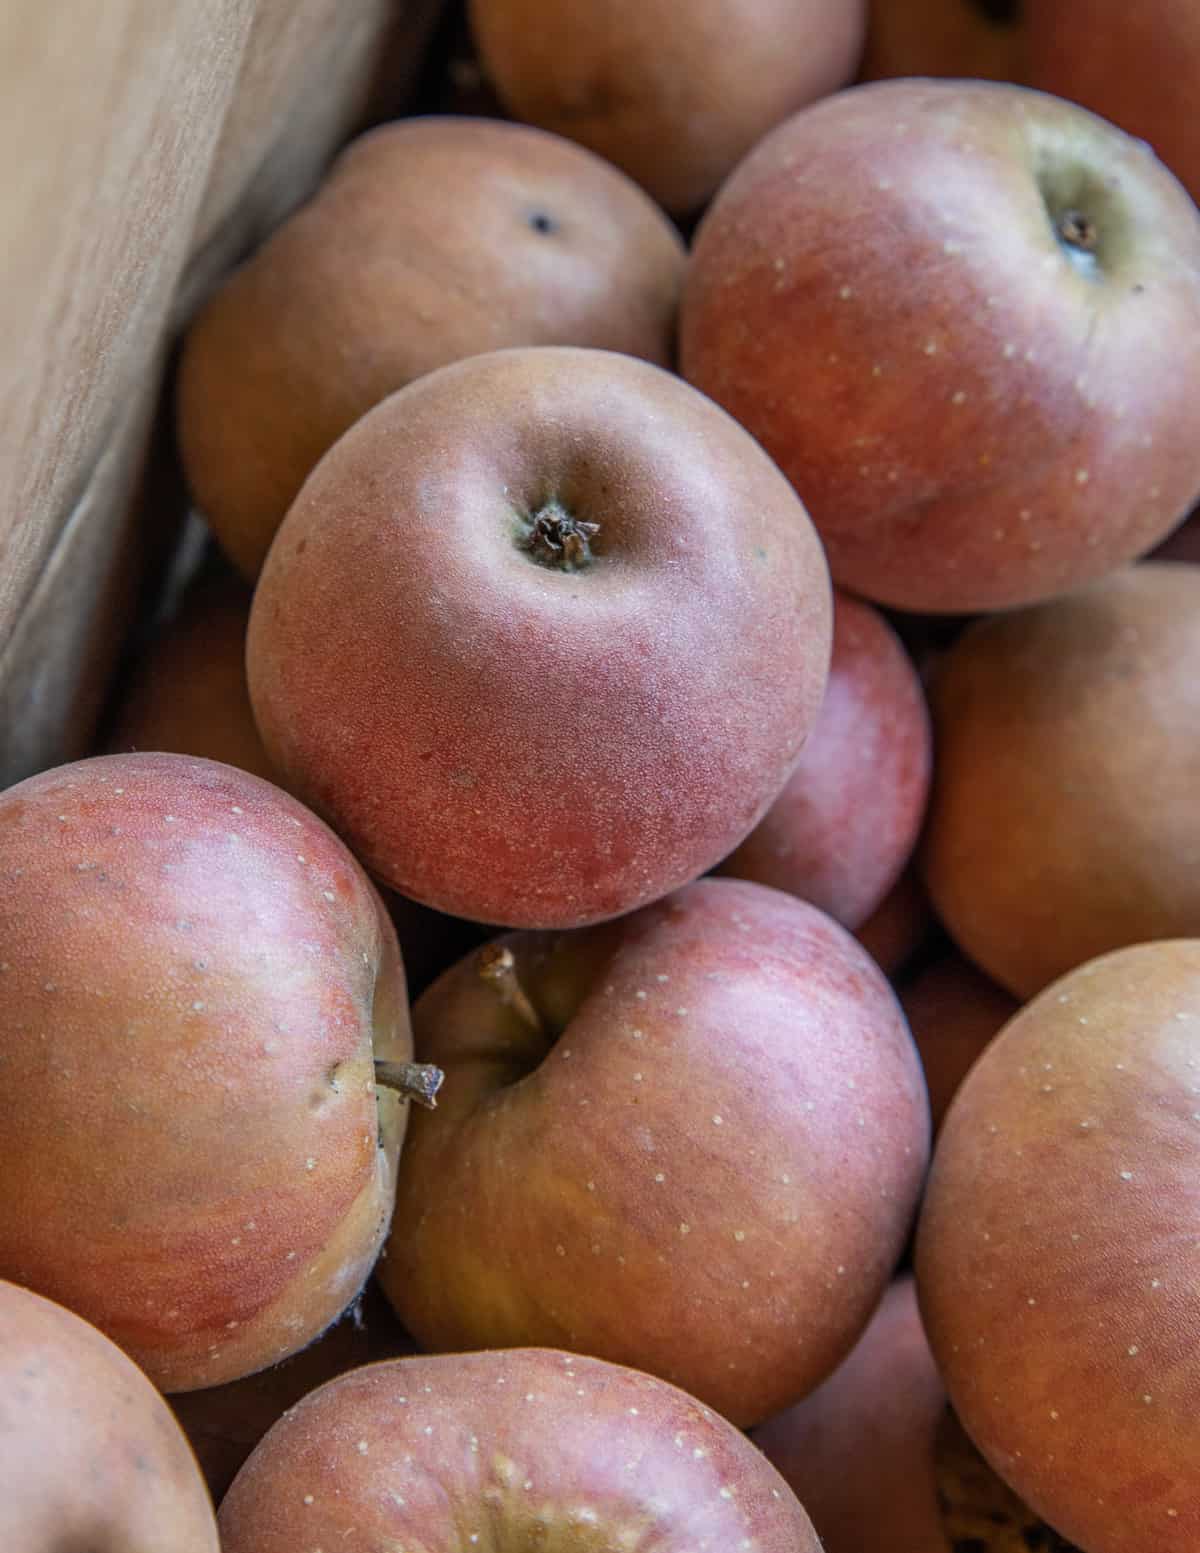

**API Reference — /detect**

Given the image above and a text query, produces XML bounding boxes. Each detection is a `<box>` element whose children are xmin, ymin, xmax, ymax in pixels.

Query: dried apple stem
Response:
<box><xmin>478</xmin><ymin>943</ymin><xmax>544</xmax><ymax>1034</ymax></box>
<box><xmin>374</xmin><ymin>1060</ymin><xmax>444</xmax><ymax>1109</ymax></box>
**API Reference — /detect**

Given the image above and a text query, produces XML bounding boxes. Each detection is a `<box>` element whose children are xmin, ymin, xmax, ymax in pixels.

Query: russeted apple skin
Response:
<box><xmin>917</xmin><ymin>942</ymin><xmax>1200</xmax><ymax>1551</ymax></box>
<box><xmin>922</xmin><ymin>563</ymin><xmax>1200</xmax><ymax>1000</ymax></box>
<box><xmin>468</xmin><ymin>0</ymin><xmax>867</xmax><ymax>216</ymax></box>
<box><xmin>1029</xmin><ymin>0</ymin><xmax>1200</xmax><ymax>205</ymax></box>
<box><xmin>0</xmin><ymin>1279</ymin><xmax>220</xmax><ymax>1551</ymax></box>
<box><xmin>899</xmin><ymin>955</ymin><xmax>1019</xmax><ymax>1132</ymax></box>
<box><xmin>681</xmin><ymin>78</ymin><xmax>1200</xmax><ymax>613</ymax></box>
<box><xmin>247</xmin><ymin>346</ymin><xmax>833</xmax><ymax>931</ymax></box>
<box><xmin>0</xmin><ymin>752</ymin><xmax>411</xmax><ymax>1392</ymax></box>
<box><xmin>377</xmin><ymin>876</ymin><xmax>930</xmax><ymax>1428</ymax></box>
<box><xmin>752</xmin><ymin>1277</ymin><xmax>951</xmax><ymax>1552</ymax></box>
<box><xmin>717</xmin><ymin>588</ymin><xmax>931</xmax><ymax>930</ymax></box>
<box><xmin>176</xmin><ymin>115</ymin><xmax>687</xmax><ymax>579</ymax></box>
<box><xmin>217</xmin><ymin>1348</ymin><xmax>823</xmax><ymax>1552</ymax></box>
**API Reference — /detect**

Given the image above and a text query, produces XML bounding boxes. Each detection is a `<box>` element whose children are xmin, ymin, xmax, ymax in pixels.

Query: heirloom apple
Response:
<box><xmin>0</xmin><ymin>1278</ymin><xmax>219</xmax><ymax>1551</ymax></box>
<box><xmin>717</xmin><ymin>588</ymin><xmax>931</xmax><ymax>930</ymax></box>
<box><xmin>682</xmin><ymin>79</ymin><xmax>1200</xmax><ymax>612</ymax></box>
<box><xmin>923</xmin><ymin>563</ymin><xmax>1200</xmax><ymax>998</ymax></box>
<box><xmin>469</xmin><ymin>0</ymin><xmax>868</xmax><ymax>215</ymax></box>
<box><xmin>377</xmin><ymin>876</ymin><xmax>930</xmax><ymax>1427</ymax></box>
<box><xmin>178</xmin><ymin>116</ymin><xmax>687</xmax><ymax>577</ymax></box>
<box><xmin>218</xmin><ymin>1348</ymin><xmax>822</xmax><ymax>1551</ymax></box>
<box><xmin>917</xmin><ymin>940</ymin><xmax>1200</xmax><ymax>1551</ymax></box>
<box><xmin>0</xmin><ymin>752</ymin><xmax>432</xmax><ymax>1391</ymax></box>
<box><xmin>247</xmin><ymin>346</ymin><xmax>833</xmax><ymax>930</ymax></box>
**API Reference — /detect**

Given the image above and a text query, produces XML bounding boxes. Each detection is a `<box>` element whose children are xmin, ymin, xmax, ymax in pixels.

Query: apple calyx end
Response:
<box><xmin>374</xmin><ymin>1059</ymin><xmax>444</xmax><ymax>1109</ymax></box>
<box><xmin>478</xmin><ymin>943</ymin><xmax>544</xmax><ymax>1034</ymax></box>
<box><xmin>518</xmin><ymin>501</ymin><xmax>599</xmax><ymax>572</ymax></box>
<box><xmin>1057</xmin><ymin>207</ymin><xmax>1099</xmax><ymax>255</ymax></box>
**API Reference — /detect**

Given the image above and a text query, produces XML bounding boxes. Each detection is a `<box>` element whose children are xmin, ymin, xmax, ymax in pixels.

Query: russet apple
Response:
<box><xmin>922</xmin><ymin>562</ymin><xmax>1200</xmax><ymax>998</ymax></box>
<box><xmin>217</xmin><ymin>1347</ymin><xmax>823</xmax><ymax>1550</ymax></box>
<box><xmin>468</xmin><ymin>0</ymin><xmax>868</xmax><ymax>216</ymax></box>
<box><xmin>377</xmin><ymin>876</ymin><xmax>930</xmax><ymax>1427</ymax></box>
<box><xmin>177</xmin><ymin>115</ymin><xmax>687</xmax><ymax>577</ymax></box>
<box><xmin>717</xmin><ymin>587</ymin><xmax>931</xmax><ymax>930</ymax></box>
<box><xmin>247</xmin><ymin>345</ymin><xmax>833</xmax><ymax>930</ymax></box>
<box><xmin>0</xmin><ymin>1278</ymin><xmax>219</xmax><ymax>1550</ymax></box>
<box><xmin>0</xmin><ymin>751</ymin><xmax>436</xmax><ymax>1391</ymax></box>
<box><xmin>681</xmin><ymin>78</ymin><xmax>1200</xmax><ymax>613</ymax></box>
<box><xmin>917</xmin><ymin>939</ymin><xmax>1200</xmax><ymax>1551</ymax></box>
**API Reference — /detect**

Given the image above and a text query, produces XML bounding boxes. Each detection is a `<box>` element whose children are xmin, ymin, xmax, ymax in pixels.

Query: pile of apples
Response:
<box><xmin>4</xmin><ymin>2</ymin><xmax>1200</xmax><ymax>1549</ymax></box>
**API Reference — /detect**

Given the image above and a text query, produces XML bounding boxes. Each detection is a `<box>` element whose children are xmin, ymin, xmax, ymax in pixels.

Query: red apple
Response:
<box><xmin>752</xmin><ymin>1278</ymin><xmax>949</xmax><ymax>1551</ymax></box>
<box><xmin>899</xmin><ymin>954</ymin><xmax>1019</xmax><ymax>1132</ymax></box>
<box><xmin>917</xmin><ymin>939</ymin><xmax>1200</xmax><ymax>1552</ymax></box>
<box><xmin>247</xmin><ymin>345</ymin><xmax>833</xmax><ymax>930</ymax></box>
<box><xmin>217</xmin><ymin>1348</ymin><xmax>823</xmax><ymax>1551</ymax></box>
<box><xmin>468</xmin><ymin>0</ymin><xmax>868</xmax><ymax>216</ymax></box>
<box><xmin>681</xmin><ymin>78</ymin><xmax>1200</xmax><ymax>613</ymax></box>
<box><xmin>377</xmin><ymin>876</ymin><xmax>930</xmax><ymax>1428</ymax></box>
<box><xmin>0</xmin><ymin>751</ymin><xmax>427</xmax><ymax>1391</ymax></box>
<box><xmin>717</xmin><ymin>588</ymin><xmax>931</xmax><ymax>930</ymax></box>
<box><xmin>922</xmin><ymin>563</ymin><xmax>1200</xmax><ymax>999</ymax></box>
<box><xmin>177</xmin><ymin>115</ymin><xmax>687</xmax><ymax>578</ymax></box>
<box><xmin>1029</xmin><ymin>0</ymin><xmax>1200</xmax><ymax>204</ymax></box>
<box><xmin>0</xmin><ymin>1277</ymin><xmax>219</xmax><ymax>1549</ymax></box>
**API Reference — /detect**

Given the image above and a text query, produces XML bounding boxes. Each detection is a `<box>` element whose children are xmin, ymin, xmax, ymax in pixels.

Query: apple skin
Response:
<box><xmin>1028</xmin><ymin>0</ymin><xmax>1200</xmax><ymax>204</ymax></box>
<box><xmin>0</xmin><ymin>751</ymin><xmax>412</xmax><ymax>1392</ymax></box>
<box><xmin>177</xmin><ymin>115</ymin><xmax>686</xmax><ymax>579</ymax></box>
<box><xmin>217</xmin><ymin>1347</ymin><xmax>822</xmax><ymax>1551</ymax></box>
<box><xmin>681</xmin><ymin>78</ymin><xmax>1200</xmax><ymax>613</ymax></box>
<box><xmin>859</xmin><ymin>0</ymin><xmax>1027</xmax><ymax>85</ymax></box>
<box><xmin>468</xmin><ymin>0</ymin><xmax>867</xmax><ymax>217</ymax></box>
<box><xmin>916</xmin><ymin>940</ymin><xmax>1200</xmax><ymax>1552</ymax></box>
<box><xmin>0</xmin><ymin>1278</ymin><xmax>220</xmax><ymax>1551</ymax></box>
<box><xmin>922</xmin><ymin>563</ymin><xmax>1200</xmax><ymax>999</ymax></box>
<box><xmin>717</xmin><ymin>588</ymin><xmax>931</xmax><ymax>930</ymax></box>
<box><xmin>899</xmin><ymin>955</ymin><xmax>1019</xmax><ymax>1132</ymax></box>
<box><xmin>752</xmin><ymin>1278</ymin><xmax>950</xmax><ymax>1552</ymax></box>
<box><xmin>377</xmin><ymin>875</ymin><xmax>930</xmax><ymax>1428</ymax></box>
<box><xmin>247</xmin><ymin>345</ymin><xmax>833</xmax><ymax>931</ymax></box>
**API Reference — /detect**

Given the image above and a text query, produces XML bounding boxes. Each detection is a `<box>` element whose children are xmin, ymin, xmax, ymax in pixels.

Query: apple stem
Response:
<box><xmin>1058</xmin><ymin>208</ymin><xmax>1098</xmax><ymax>253</ymax></box>
<box><xmin>519</xmin><ymin>501</ymin><xmax>599</xmax><ymax>572</ymax></box>
<box><xmin>373</xmin><ymin>1060</ymin><xmax>444</xmax><ymax>1109</ymax></box>
<box><xmin>477</xmin><ymin>943</ymin><xmax>544</xmax><ymax>1034</ymax></box>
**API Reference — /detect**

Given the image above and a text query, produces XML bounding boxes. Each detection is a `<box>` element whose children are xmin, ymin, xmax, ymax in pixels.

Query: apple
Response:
<box><xmin>752</xmin><ymin>1278</ymin><xmax>948</xmax><ymax>1551</ymax></box>
<box><xmin>0</xmin><ymin>751</ymin><xmax>438</xmax><ymax>1392</ymax></box>
<box><xmin>217</xmin><ymin>1347</ymin><xmax>823</xmax><ymax>1551</ymax></box>
<box><xmin>105</xmin><ymin>569</ymin><xmax>494</xmax><ymax>996</ymax></box>
<box><xmin>247</xmin><ymin>345</ymin><xmax>833</xmax><ymax>930</ymax></box>
<box><xmin>917</xmin><ymin>939</ymin><xmax>1200</xmax><ymax>1552</ymax></box>
<box><xmin>377</xmin><ymin>875</ymin><xmax>930</xmax><ymax>1428</ymax></box>
<box><xmin>467</xmin><ymin>0</ymin><xmax>868</xmax><ymax>216</ymax></box>
<box><xmin>922</xmin><ymin>562</ymin><xmax>1200</xmax><ymax>999</ymax></box>
<box><xmin>681</xmin><ymin>78</ymin><xmax>1200</xmax><ymax>613</ymax></box>
<box><xmin>859</xmin><ymin>0</ymin><xmax>1027</xmax><ymax>86</ymax></box>
<box><xmin>0</xmin><ymin>1277</ymin><xmax>219</xmax><ymax>1549</ymax></box>
<box><xmin>177</xmin><ymin>115</ymin><xmax>687</xmax><ymax>578</ymax></box>
<box><xmin>1028</xmin><ymin>0</ymin><xmax>1200</xmax><ymax>204</ymax></box>
<box><xmin>716</xmin><ymin>587</ymin><xmax>931</xmax><ymax>930</ymax></box>
<box><xmin>899</xmin><ymin>954</ymin><xmax>1019</xmax><ymax>1132</ymax></box>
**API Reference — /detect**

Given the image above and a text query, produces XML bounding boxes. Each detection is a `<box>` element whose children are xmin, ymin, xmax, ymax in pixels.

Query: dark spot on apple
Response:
<box><xmin>295</xmin><ymin>538</ymin><xmax>307</xmax><ymax>556</ymax></box>
<box><xmin>527</xmin><ymin>209</ymin><xmax>558</xmax><ymax>236</ymax></box>
<box><xmin>1133</xmin><ymin>283</ymin><xmax>1146</xmax><ymax>294</ymax></box>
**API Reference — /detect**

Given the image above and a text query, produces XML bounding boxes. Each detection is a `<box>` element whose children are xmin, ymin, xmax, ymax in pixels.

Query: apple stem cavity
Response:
<box><xmin>517</xmin><ymin>500</ymin><xmax>599</xmax><ymax>572</ymax></box>
<box><xmin>478</xmin><ymin>943</ymin><xmax>545</xmax><ymax>1034</ymax></box>
<box><xmin>373</xmin><ymin>1059</ymin><xmax>444</xmax><ymax>1109</ymax></box>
